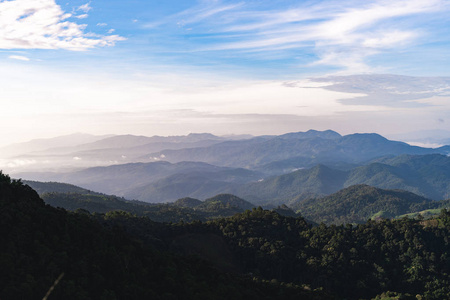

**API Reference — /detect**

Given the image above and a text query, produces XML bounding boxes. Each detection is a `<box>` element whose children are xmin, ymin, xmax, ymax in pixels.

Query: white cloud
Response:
<box><xmin>77</xmin><ymin>3</ymin><xmax>92</xmax><ymax>13</ymax></box>
<box><xmin>75</xmin><ymin>14</ymin><xmax>89</xmax><ymax>19</ymax></box>
<box><xmin>97</xmin><ymin>22</ymin><xmax>107</xmax><ymax>26</ymax></box>
<box><xmin>8</xmin><ymin>55</ymin><xmax>30</xmax><ymax>61</ymax></box>
<box><xmin>107</xmin><ymin>29</ymin><xmax>115</xmax><ymax>34</ymax></box>
<box><xmin>309</xmin><ymin>74</ymin><xmax>450</xmax><ymax>107</ymax></box>
<box><xmin>0</xmin><ymin>0</ymin><xmax>125</xmax><ymax>51</ymax></box>
<box><xmin>362</xmin><ymin>31</ymin><xmax>416</xmax><ymax>48</ymax></box>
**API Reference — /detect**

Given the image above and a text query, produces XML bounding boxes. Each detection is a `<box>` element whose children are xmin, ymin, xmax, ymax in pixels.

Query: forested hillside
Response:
<box><xmin>0</xmin><ymin>171</ymin><xmax>326</xmax><ymax>300</ymax></box>
<box><xmin>4</xmin><ymin>171</ymin><xmax>450</xmax><ymax>299</ymax></box>
<box><xmin>37</xmin><ymin>187</ymin><xmax>258</xmax><ymax>223</ymax></box>
<box><xmin>29</xmin><ymin>180</ymin><xmax>449</xmax><ymax>225</ymax></box>
<box><xmin>293</xmin><ymin>184</ymin><xmax>442</xmax><ymax>224</ymax></box>
<box><xmin>232</xmin><ymin>154</ymin><xmax>450</xmax><ymax>204</ymax></box>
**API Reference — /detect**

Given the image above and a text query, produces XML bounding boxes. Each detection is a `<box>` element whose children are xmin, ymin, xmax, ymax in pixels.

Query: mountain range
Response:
<box><xmin>0</xmin><ymin>133</ymin><xmax>249</xmax><ymax>173</ymax></box>
<box><xmin>6</xmin><ymin>129</ymin><xmax>450</xmax><ymax>206</ymax></box>
<box><xmin>232</xmin><ymin>154</ymin><xmax>450</xmax><ymax>205</ymax></box>
<box><xmin>145</xmin><ymin>130</ymin><xmax>449</xmax><ymax>169</ymax></box>
<box><xmin>25</xmin><ymin>178</ymin><xmax>450</xmax><ymax>226</ymax></box>
<box><xmin>4</xmin><ymin>130</ymin><xmax>449</xmax><ymax>175</ymax></box>
<box><xmin>20</xmin><ymin>153</ymin><xmax>450</xmax><ymax>205</ymax></box>
<box><xmin>18</xmin><ymin>161</ymin><xmax>263</xmax><ymax>201</ymax></box>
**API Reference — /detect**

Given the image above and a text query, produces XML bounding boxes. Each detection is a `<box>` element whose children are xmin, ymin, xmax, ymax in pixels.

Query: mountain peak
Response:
<box><xmin>279</xmin><ymin>129</ymin><xmax>341</xmax><ymax>140</ymax></box>
<box><xmin>343</xmin><ymin>133</ymin><xmax>388</xmax><ymax>142</ymax></box>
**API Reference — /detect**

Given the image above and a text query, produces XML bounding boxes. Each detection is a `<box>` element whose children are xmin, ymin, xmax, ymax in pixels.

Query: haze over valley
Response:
<box><xmin>4</xmin><ymin>129</ymin><xmax>449</xmax><ymax>206</ymax></box>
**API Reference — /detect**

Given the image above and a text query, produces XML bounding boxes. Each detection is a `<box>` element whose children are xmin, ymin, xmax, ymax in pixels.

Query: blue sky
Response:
<box><xmin>11</xmin><ymin>0</ymin><xmax>448</xmax><ymax>76</ymax></box>
<box><xmin>1</xmin><ymin>0</ymin><xmax>450</xmax><ymax>146</ymax></box>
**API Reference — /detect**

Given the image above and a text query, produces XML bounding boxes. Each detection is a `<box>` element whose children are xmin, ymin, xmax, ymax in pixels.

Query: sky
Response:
<box><xmin>1</xmin><ymin>0</ymin><xmax>450</xmax><ymax>146</ymax></box>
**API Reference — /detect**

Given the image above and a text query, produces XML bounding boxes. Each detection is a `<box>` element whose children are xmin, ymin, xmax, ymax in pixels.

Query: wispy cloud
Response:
<box><xmin>176</xmin><ymin>2</ymin><xmax>244</xmax><ymax>25</ymax></box>
<box><xmin>8</xmin><ymin>55</ymin><xmax>30</xmax><ymax>61</ymax></box>
<box><xmin>77</xmin><ymin>3</ymin><xmax>92</xmax><ymax>13</ymax></box>
<box><xmin>75</xmin><ymin>14</ymin><xmax>89</xmax><ymax>19</ymax></box>
<box><xmin>0</xmin><ymin>0</ymin><xmax>125</xmax><ymax>51</ymax></box>
<box><xmin>146</xmin><ymin>0</ymin><xmax>448</xmax><ymax>73</ymax></box>
<box><xmin>308</xmin><ymin>74</ymin><xmax>450</xmax><ymax>107</ymax></box>
<box><xmin>144</xmin><ymin>2</ymin><xmax>243</xmax><ymax>29</ymax></box>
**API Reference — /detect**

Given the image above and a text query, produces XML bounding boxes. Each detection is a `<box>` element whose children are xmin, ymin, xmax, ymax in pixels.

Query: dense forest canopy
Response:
<box><xmin>0</xmin><ymin>171</ymin><xmax>326</xmax><ymax>300</ymax></box>
<box><xmin>3</xmin><ymin>171</ymin><xmax>450</xmax><ymax>299</ymax></box>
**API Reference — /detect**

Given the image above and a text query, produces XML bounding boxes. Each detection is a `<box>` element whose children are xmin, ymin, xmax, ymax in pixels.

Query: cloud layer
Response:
<box><xmin>307</xmin><ymin>74</ymin><xmax>450</xmax><ymax>107</ymax></box>
<box><xmin>147</xmin><ymin>0</ymin><xmax>448</xmax><ymax>73</ymax></box>
<box><xmin>0</xmin><ymin>0</ymin><xmax>124</xmax><ymax>51</ymax></box>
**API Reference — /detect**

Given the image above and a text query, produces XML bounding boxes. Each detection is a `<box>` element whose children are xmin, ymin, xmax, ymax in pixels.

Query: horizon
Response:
<box><xmin>1</xmin><ymin>0</ymin><xmax>450</xmax><ymax>146</ymax></box>
<box><xmin>1</xmin><ymin>128</ymin><xmax>449</xmax><ymax>149</ymax></box>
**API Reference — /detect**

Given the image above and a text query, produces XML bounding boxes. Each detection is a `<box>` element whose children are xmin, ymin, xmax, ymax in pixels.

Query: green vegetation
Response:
<box><xmin>233</xmin><ymin>154</ymin><xmax>450</xmax><ymax>205</ymax></box>
<box><xmin>35</xmin><ymin>179</ymin><xmax>450</xmax><ymax>225</ymax></box>
<box><xmin>235</xmin><ymin>164</ymin><xmax>348</xmax><ymax>205</ymax></box>
<box><xmin>200</xmin><ymin>194</ymin><xmax>255</xmax><ymax>211</ymax></box>
<box><xmin>105</xmin><ymin>206</ymin><xmax>450</xmax><ymax>299</ymax></box>
<box><xmin>209</xmin><ymin>208</ymin><xmax>450</xmax><ymax>299</ymax></box>
<box><xmin>293</xmin><ymin>184</ymin><xmax>440</xmax><ymax>224</ymax></box>
<box><xmin>173</xmin><ymin>197</ymin><xmax>203</xmax><ymax>208</ymax></box>
<box><xmin>0</xmin><ymin>171</ymin><xmax>328</xmax><ymax>300</ymax></box>
<box><xmin>4</xmin><ymin>170</ymin><xmax>450</xmax><ymax>299</ymax></box>
<box><xmin>38</xmin><ymin>184</ymin><xmax>257</xmax><ymax>222</ymax></box>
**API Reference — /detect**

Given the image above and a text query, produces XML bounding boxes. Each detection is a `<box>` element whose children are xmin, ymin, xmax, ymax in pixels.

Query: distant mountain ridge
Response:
<box><xmin>231</xmin><ymin>154</ymin><xmax>450</xmax><ymax>205</ymax></box>
<box><xmin>147</xmin><ymin>130</ymin><xmax>447</xmax><ymax>169</ymax></box>
<box><xmin>16</xmin><ymin>161</ymin><xmax>263</xmax><ymax>202</ymax></box>
<box><xmin>2</xmin><ymin>132</ymin><xmax>245</xmax><ymax>173</ymax></box>
<box><xmin>15</xmin><ymin>153</ymin><xmax>450</xmax><ymax>205</ymax></box>
<box><xmin>5</xmin><ymin>130</ymin><xmax>448</xmax><ymax>175</ymax></box>
<box><xmin>232</xmin><ymin>164</ymin><xmax>348</xmax><ymax>204</ymax></box>
<box><xmin>9</xmin><ymin>130</ymin><xmax>450</xmax><ymax>205</ymax></box>
<box><xmin>0</xmin><ymin>133</ymin><xmax>113</xmax><ymax>157</ymax></box>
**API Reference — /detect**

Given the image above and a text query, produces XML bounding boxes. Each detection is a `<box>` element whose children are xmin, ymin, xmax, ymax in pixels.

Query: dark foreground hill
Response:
<box><xmin>5</xmin><ymin>171</ymin><xmax>450</xmax><ymax>299</ymax></box>
<box><xmin>0</xmin><ymin>171</ymin><xmax>326</xmax><ymax>300</ymax></box>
